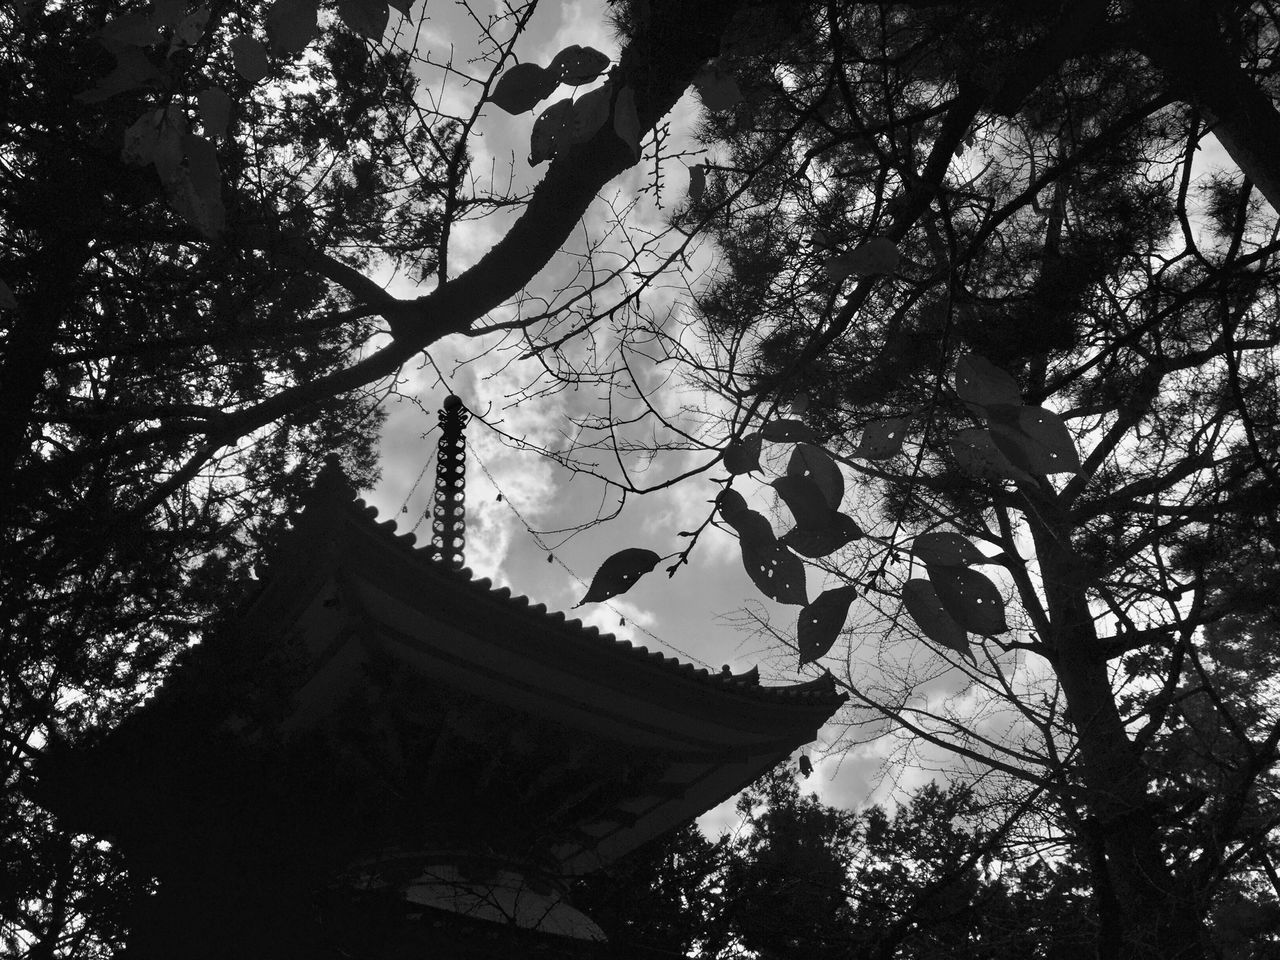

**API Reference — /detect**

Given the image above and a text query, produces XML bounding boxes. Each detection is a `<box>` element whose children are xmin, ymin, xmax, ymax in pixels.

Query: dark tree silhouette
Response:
<box><xmin>568</xmin><ymin>4</ymin><xmax>1280</xmax><ymax>958</ymax></box>
<box><xmin>586</xmin><ymin>765</ymin><xmax>1096</xmax><ymax>960</ymax></box>
<box><xmin>0</xmin><ymin>0</ymin><xmax>751</xmax><ymax>953</ymax></box>
<box><xmin>11</xmin><ymin>0</ymin><xmax>1280</xmax><ymax>956</ymax></box>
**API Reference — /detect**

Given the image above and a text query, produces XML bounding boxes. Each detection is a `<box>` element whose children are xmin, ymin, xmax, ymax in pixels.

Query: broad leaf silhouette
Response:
<box><xmin>787</xmin><ymin>442</ymin><xmax>843</xmax><ymax>509</ymax></box>
<box><xmin>724</xmin><ymin>432</ymin><xmax>762</xmax><ymax>474</ymax></box>
<box><xmin>742</xmin><ymin>540</ymin><xmax>807</xmax><ymax>606</ymax></box>
<box><xmin>230</xmin><ymin>35</ymin><xmax>270</xmax><ymax>83</ymax></box>
<box><xmin>846</xmin><ymin>237</ymin><xmax>900</xmax><ymax>276</ymax></box>
<box><xmin>718</xmin><ymin>490</ymin><xmax>775</xmax><ymax>546</ymax></box>
<box><xmin>950</xmin><ymin>428</ymin><xmax>1033</xmax><ymax>482</ymax></box>
<box><xmin>164</xmin><ymin>134</ymin><xmax>225</xmax><ymax>237</ymax></box>
<box><xmin>927</xmin><ymin>565</ymin><xmax>1007</xmax><ymax>635</ymax></box>
<box><xmin>987</xmin><ymin>405</ymin><xmax>1081</xmax><ymax>475</ymax></box>
<box><xmin>693</xmin><ymin>63</ymin><xmax>743</xmax><ymax>111</ymax></box>
<box><xmin>902</xmin><ymin>579</ymin><xmax>974</xmax><ymax>663</ymax></box>
<box><xmin>336</xmin><ymin>0</ymin><xmax>388</xmax><ymax>39</ymax></box>
<box><xmin>855</xmin><ymin>417</ymin><xmax>907</xmax><ymax>459</ymax></box>
<box><xmin>76</xmin><ymin>44</ymin><xmax>160</xmax><ymax>102</ymax></box>
<box><xmin>548</xmin><ymin>44</ymin><xmax>610</xmax><ymax>85</ymax></box>
<box><xmin>911</xmin><ymin>532</ymin><xmax>983</xmax><ymax>567</ymax></box>
<box><xmin>265</xmin><ymin>0</ymin><xmax>318</xmax><ymax>52</ymax></box>
<box><xmin>100</xmin><ymin>12</ymin><xmax>159</xmax><ymax>45</ymax></box>
<box><xmin>571</xmin><ymin>84</ymin><xmax>612</xmax><ymax>142</ymax></box>
<box><xmin>772</xmin><ymin>475</ymin><xmax>833</xmax><ymax>531</ymax></box>
<box><xmin>798</xmin><ymin>585</ymin><xmax>857</xmax><ymax>664</ymax></box>
<box><xmin>955</xmin><ymin>353</ymin><xmax>1021</xmax><ymax>406</ymax></box>
<box><xmin>530</xmin><ymin>97</ymin><xmax>573</xmax><ymax>165</ymax></box>
<box><xmin>197</xmin><ymin>88</ymin><xmax>231</xmax><ymax>139</ymax></box>
<box><xmin>491</xmin><ymin>62</ymin><xmax>558</xmax><ymax>114</ymax></box>
<box><xmin>577</xmin><ymin>548</ymin><xmax>660</xmax><ymax>606</ymax></box>
<box><xmin>761</xmin><ymin>418</ymin><xmax>817</xmax><ymax>443</ymax></box>
<box><xmin>780</xmin><ymin>512</ymin><xmax>863</xmax><ymax>557</ymax></box>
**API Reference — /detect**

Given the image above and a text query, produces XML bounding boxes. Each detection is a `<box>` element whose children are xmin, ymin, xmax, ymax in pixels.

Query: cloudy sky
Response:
<box><xmin>343</xmin><ymin>0</ymin><xmax>905</xmax><ymax>831</ymax></box>
<box><xmin>353</xmin><ymin>0</ymin><xmax>1240</xmax><ymax>834</ymax></box>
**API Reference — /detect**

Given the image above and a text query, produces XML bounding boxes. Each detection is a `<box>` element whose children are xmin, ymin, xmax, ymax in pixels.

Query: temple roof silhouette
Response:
<box><xmin>242</xmin><ymin>456</ymin><xmax>845</xmax><ymax>877</ymax></box>
<box><xmin>41</xmin><ymin>408</ymin><xmax>846</xmax><ymax>958</ymax></box>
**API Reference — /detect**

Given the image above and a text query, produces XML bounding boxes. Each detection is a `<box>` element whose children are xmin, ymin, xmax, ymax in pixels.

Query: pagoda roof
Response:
<box><xmin>237</xmin><ymin>464</ymin><xmax>846</xmax><ymax>876</ymax></box>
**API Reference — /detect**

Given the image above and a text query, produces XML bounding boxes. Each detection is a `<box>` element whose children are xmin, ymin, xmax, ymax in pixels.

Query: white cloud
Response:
<box><xmin>365</xmin><ymin>1</ymin><xmax>1025</xmax><ymax>828</ymax></box>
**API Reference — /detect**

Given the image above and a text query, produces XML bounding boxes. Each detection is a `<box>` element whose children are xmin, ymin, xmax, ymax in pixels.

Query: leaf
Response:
<box><xmin>165</xmin><ymin>167</ymin><xmax>225</xmax><ymax>238</ymax></box>
<box><xmin>121</xmin><ymin>109</ymin><xmax>164</xmax><ymax>166</ymax></box>
<box><xmin>386</xmin><ymin>0</ymin><xmax>411</xmax><ymax>15</ymax></box>
<box><xmin>172</xmin><ymin>6</ymin><xmax>208</xmax><ymax>46</ymax></box>
<box><xmin>230</xmin><ymin>34</ymin><xmax>270</xmax><ymax>83</ymax></box>
<box><xmin>75</xmin><ymin>44</ymin><xmax>161</xmax><ymax>102</ymax></box>
<box><xmin>826</xmin><ymin>238</ymin><xmax>900</xmax><ymax>280</ymax></box>
<box><xmin>717</xmin><ymin>488</ymin><xmax>776</xmax><ymax>545</ymax></box>
<box><xmin>1015</xmin><ymin>405</ymin><xmax>1081</xmax><ymax>472</ymax></box>
<box><xmin>901</xmin><ymin>579</ymin><xmax>973</xmax><ymax>663</ymax></box>
<box><xmin>761</xmin><ymin>419</ymin><xmax>816</xmax><ymax>443</ymax></box>
<box><xmin>491</xmin><ymin>62</ymin><xmax>558</xmax><ymax>114</ymax></box>
<box><xmin>772</xmin><ymin>475</ymin><xmax>833</xmax><ymax>531</ymax></box>
<box><xmin>928</xmin><ymin>565</ymin><xmax>1007</xmax><ymax>635</ymax></box>
<box><xmin>151</xmin><ymin>0</ymin><xmax>186</xmax><ymax>27</ymax></box>
<box><xmin>823</xmin><ymin>252</ymin><xmax>855</xmax><ymax>281</ymax></box>
<box><xmin>148</xmin><ymin>106</ymin><xmax>187</xmax><ymax>183</ymax></box>
<box><xmin>265</xmin><ymin>0</ymin><xmax>319</xmax><ymax>53</ymax></box>
<box><xmin>955</xmin><ymin>353</ymin><xmax>1021</xmax><ymax>406</ymax></box>
<box><xmin>845</xmin><ymin>237</ymin><xmax>900</xmax><ymax>277</ymax></box>
<box><xmin>723</xmin><ymin>432</ymin><xmax>762</xmax><ymax>475</ymax></box>
<box><xmin>780</xmin><ymin>512</ymin><xmax>863</xmax><ymax>558</ymax></box>
<box><xmin>570</xmin><ymin>84</ymin><xmax>611</xmax><ymax>142</ymax></box>
<box><xmin>693</xmin><ymin>63</ymin><xmax>743</xmax><ymax>111</ymax></box>
<box><xmin>742</xmin><ymin>540</ymin><xmax>807</xmax><ymax>606</ymax></box>
<box><xmin>911</xmin><ymin>532</ymin><xmax>983</xmax><ymax>567</ymax></box>
<box><xmin>798</xmin><ymin>585</ymin><xmax>857</xmax><ymax>665</ymax></box>
<box><xmin>336</xmin><ymin>0</ymin><xmax>387</xmax><ymax>38</ymax></box>
<box><xmin>613</xmin><ymin>84</ymin><xmax>640</xmax><ymax>160</ymax></box>
<box><xmin>787</xmin><ymin>443</ymin><xmax>842</xmax><ymax>509</ymax></box>
<box><xmin>717</xmin><ymin>488</ymin><xmax>750</xmax><ymax>519</ymax></box>
<box><xmin>987</xmin><ymin>405</ymin><xmax>1081</xmax><ymax>475</ymax></box>
<box><xmin>576</xmin><ymin>548</ymin><xmax>660</xmax><ymax>606</ymax></box>
<box><xmin>101</xmin><ymin>12</ymin><xmax>159</xmax><ymax>45</ymax></box>
<box><xmin>165</xmin><ymin>133</ymin><xmax>225</xmax><ymax>237</ymax></box>
<box><xmin>197</xmin><ymin>87</ymin><xmax>232</xmax><ymax>138</ymax></box>
<box><xmin>688</xmin><ymin>163</ymin><xmax>706</xmax><ymax>201</ymax></box>
<box><xmin>529</xmin><ymin>97</ymin><xmax>573</xmax><ymax>165</ymax></box>
<box><xmin>950</xmin><ymin>427</ymin><xmax>1032</xmax><ymax>483</ymax></box>
<box><xmin>548</xmin><ymin>44</ymin><xmax>610</xmax><ymax>85</ymax></box>
<box><xmin>854</xmin><ymin>417</ymin><xmax>907</xmax><ymax>459</ymax></box>
<box><xmin>824</xmin><ymin>249</ymin><xmax>855</xmax><ymax>280</ymax></box>
<box><xmin>183</xmin><ymin>133</ymin><xmax>220</xmax><ymax>200</ymax></box>
<box><xmin>0</xmin><ymin>280</ymin><xmax>16</xmax><ymax>310</ymax></box>
<box><xmin>719</xmin><ymin>502</ymin><xmax>775</xmax><ymax>548</ymax></box>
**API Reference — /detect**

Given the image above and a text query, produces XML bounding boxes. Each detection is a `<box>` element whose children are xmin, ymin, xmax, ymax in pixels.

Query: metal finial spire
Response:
<box><xmin>431</xmin><ymin>395</ymin><xmax>468</xmax><ymax>568</ymax></box>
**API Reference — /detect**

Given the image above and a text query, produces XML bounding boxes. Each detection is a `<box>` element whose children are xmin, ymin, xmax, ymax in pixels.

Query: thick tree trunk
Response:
<box><xmin>1027</xmin><ymin>502</ymin><xmax>1211</xmax><ymax>959</ymax></box>
<box><xmin>1135</xmin><ymin>0</ymin><xmax>1280</xmax><ymax>216</ymax></box>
